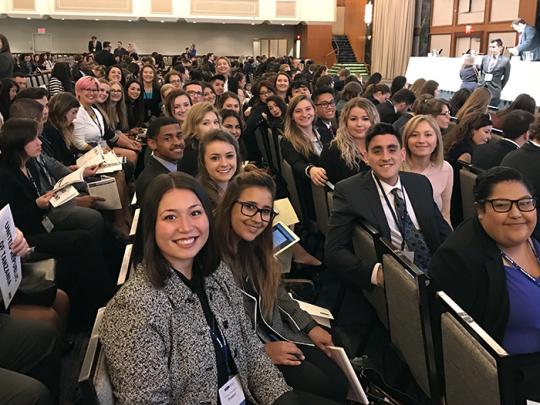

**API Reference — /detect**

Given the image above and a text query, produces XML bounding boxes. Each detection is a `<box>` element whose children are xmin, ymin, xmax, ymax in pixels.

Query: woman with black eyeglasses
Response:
<box><xmin>215</xmin><ymin>170</ymin><xmax>348</xmax><ymax>403</ymax></box>
<box><xmin>430</xmin><ymin>166</ymin><xmax>540</xmax><ymax>401</ymax></box>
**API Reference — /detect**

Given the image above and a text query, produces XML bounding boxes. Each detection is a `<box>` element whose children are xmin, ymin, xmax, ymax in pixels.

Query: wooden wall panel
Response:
<box><xmin>12</xmin><ymin>0</ymin><xmax>35</xmax><ymax>10</ymax></box>
<box><xmin>343</xmin><ymin>0</ymin><xmax>367</xmax><ymax>61</ymax></box>
<box><xmin>276</xmin><ymin>0</ymin><xmax>296</xmax><ymax>18</ymax></box>
<box><xmin>55</xmin><ymin>0</ymin><xmax>131</xmax><ymax>12</ymax></box>
<box><xmin>191</xmin><ymin>0</ymin><xmax>258</xmax><ymax>16</ymax></box>
<box><xmin>299</xmin><ymin>24</ymin><xmax>335</xmax><ymax>64</ymax></box>
<box><xmin>151</xmin><ymin>0</ymin><xmax>173</xmax><ymax>14</ymax></box>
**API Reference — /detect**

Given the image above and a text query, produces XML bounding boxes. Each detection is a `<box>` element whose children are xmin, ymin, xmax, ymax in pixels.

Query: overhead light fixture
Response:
<box><xmin>95</xmin><ymin>18</ymin><xmax>100</xmax><ymax>21</ymax></box>
<box><xmin>27</xmin><ymin>17</ymin><xmax>31</xmax><ymax>20</ymax></box>
<box><xmin>128</xmin><ymin>19</ymin><xmax>132</xmax><ymax>22</ymax></box>
<box><xmin>160</xmin><ymin>20</ymin><xmax>164</xmax><ymax>23</ymax></box>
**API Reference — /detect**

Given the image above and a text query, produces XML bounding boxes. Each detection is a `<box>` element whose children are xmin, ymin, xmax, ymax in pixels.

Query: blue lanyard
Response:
<box><xmin>501</xmin><ymin>240</ymin><xmax>540</xmax><ymax>287</ymax></box>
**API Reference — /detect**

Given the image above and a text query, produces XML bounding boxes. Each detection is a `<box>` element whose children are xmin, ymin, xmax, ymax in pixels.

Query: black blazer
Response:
<box><xmin>135</xmin><ymin>156</ymin><xmax>170</xmax><ymax>200</ymax></box>
<box><xmin>325</xmin><ymin>171</ymin><xmax>451</xmax><ymax>290</ymax></box>
<box><xmin>377</xmin><ymin>100</ymin><xmax>399</xmax><ymax>124</ymax></box>
<box><xmin>319</xmin><ymin>142</ymin><xmax>368</xmax><ymax>185</ymax></box>
<box><xmin>41</xmin><ymin>123</ymin><xmax>77</xmax><ymax>166</ymax></box>
<box><xmin>472</xmin><ymin>139</ymin><xmax>518</xmax><ymax>170</ymax></box>
<box><xmin>94</xmin><ymin>50</ymin><xmax>116</xmax><ymax>67</ymax></box>
<box><xmin>88</xmin><ymin>40</ymin><xmax>102</xmax><ymax>53</ymax></box>
<box><xmin>314</xmin><ymin>117</ymin><xmax>336</xmax><ymax>142</ymax></box>
<box><xmin>429</xmin><ymin>216</ymin><xmax>508</xmax><ymax>341</ymax></box>
<box><xmin>177</xmin><ymin>139</ymin><xmax>199</xmax><ymax>177</ymax></box>
<box><xmin>501</xmin><ymin>141</ymin><xmax>540</xmax><ymax>201</ymax></box>
<box><xmin>226</xmin><ymin>75</ymin><xmax>239</xmax><ymax>94</ymax></box>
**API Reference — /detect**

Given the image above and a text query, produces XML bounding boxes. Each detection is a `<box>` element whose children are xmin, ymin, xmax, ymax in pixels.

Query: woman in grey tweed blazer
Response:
<box><xmin>100</xmin><ymin>172</ymin><xmax>290</xmax><ymax>405</ymax></box>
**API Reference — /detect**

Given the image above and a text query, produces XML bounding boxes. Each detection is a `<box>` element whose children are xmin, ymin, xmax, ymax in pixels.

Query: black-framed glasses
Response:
<box><xmin>235</xmin><ymin>201</ymin><xmax>277</xmax><ymax>222</ymax></box>
<box><xmin>438</xmin><ymin>111</ymin><xmax>451</xmax><ymax>116</ymax></box>
<box><xmin>315</xmin><ymin>101</ymin><xmax>336</xmax><ymax>108</ymax></box>
<box><xmin>480</xmin><ymin>197</ymin><xmax>537</xmax><ymax>213</ymax></box>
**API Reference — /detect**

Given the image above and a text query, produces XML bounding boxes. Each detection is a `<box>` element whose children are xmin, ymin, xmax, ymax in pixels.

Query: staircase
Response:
<box><xmin>328</xmin><ymin>63</ymin><xmax>370</xmax><ymax>78</ymax></box>
<box><xmin>332</xmin><ymin>35</ymin><xmax>357</xmax><ymax>63</ymax></box>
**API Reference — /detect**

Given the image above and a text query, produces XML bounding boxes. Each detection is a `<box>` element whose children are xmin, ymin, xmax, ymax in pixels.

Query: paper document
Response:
<box><xmin>76</xmin><ymin>145</ymin><xmax>105</xmax><ymax>168</ymax></box>
<box><xmin>273</xmin><ymin>198</ymin><xmax>299</xmax><ymax>226</ymax></box>
<box><xmin>292</xmin><ymin>297</ymin><xmax>334</xmax><ymax>328</ymax></box>
<box><xmin>53</xmin><ymin>166</ymin><xmax>84</xmax><ymax>191</ymax></box>
<box><xmin>327</xmin><ymin>346</ymin><xmax>369</xmax><ymax>404</ymax></box>
<box><xmin>50</xmin><ymin>185</ymin><xmax>79</xmax><ymax>207</ymax></box>
<box><xmin>87</xmin><ymin>177</ymin><xmax>122</xmax><ymax>210</ymax></box>
<box><xmin>0</xmin><ymin>205</ymin><xmax>22</xmax><ymax>308</ymax></box>
<box><xmin>96</xmin><ymin>152</ymin><xmax>122</xmax><ymax>174</ymax></box>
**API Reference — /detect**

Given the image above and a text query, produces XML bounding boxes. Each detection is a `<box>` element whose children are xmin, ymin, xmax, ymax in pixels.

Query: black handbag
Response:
<box><xmin>11</xmin><ymin>260</ymin><xmax>57</xmax><ymax>307</ymax></box>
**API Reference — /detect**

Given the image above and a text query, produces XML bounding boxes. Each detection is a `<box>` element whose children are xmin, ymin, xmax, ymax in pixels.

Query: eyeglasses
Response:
<box><xmin>110</xmin><ymin>90</ymin><xmax>123</xmax><ymax>93</ymax></box>
<box><xmin>83</xmin><ymin>89</ymin><xmax>99</xmax><ymax>93</ymax></box>
<box><xmin>315</xmin><ymin>101</ymin><xmax>336</xmax><ymax>108</ymax></box>
<box><xmin>235</xmin><ymin>201</ymin><xmax>277</xmax><ymax>223</ymax></box>
<box><xmin>438</xmin><ymin>111</ymin><xmax>451</xmax><ymax>116</ymax></box>
<box><xmin>186</xmin><ymin>91</ymin><xmax>203</xmax><ymax>96</ymax></box>
<box><xmin>260</xmin><ymin>91</ymin><xmax>274</xmax><ymax>96</ymax></box>
<box><xmin>480</xmin><ymin>197</ymin><xmax>537</xmax><ymax>213</ymax></box>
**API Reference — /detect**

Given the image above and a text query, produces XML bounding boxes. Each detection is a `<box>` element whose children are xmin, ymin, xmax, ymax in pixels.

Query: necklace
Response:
<box><xmin>500</xmin><ymin>240</ymin><xmax>540</xmax><ymax>287</ymax></box>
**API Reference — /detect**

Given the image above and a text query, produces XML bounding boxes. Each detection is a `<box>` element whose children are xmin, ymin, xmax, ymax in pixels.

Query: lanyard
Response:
<box><xmin>87</xmin><ymin>107</ymin><xmax>104</xmax><ymax>138</ymax></box>
<box><xmin>25</xmin><ymin>166</ymin><xmax>41</xmax><ymax>197</ymax></box>
<box><xmin>501</xmin><ymin>240</ymin><xmax>540</xmax><ymax>287</ymax></box>
<box><xmin>372</xmin><ymin>171</ymin><xmax>406</xmax><ymax>250</ymax></box>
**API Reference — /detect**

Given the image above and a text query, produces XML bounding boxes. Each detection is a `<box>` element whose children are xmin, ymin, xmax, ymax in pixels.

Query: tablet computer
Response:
<box><xmin>273</xmin><ymin>221</ymin><xmax>300</xmax><ymax>257</ymax></box>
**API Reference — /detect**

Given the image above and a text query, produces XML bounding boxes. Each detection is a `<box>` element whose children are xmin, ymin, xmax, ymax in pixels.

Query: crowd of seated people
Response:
<box><xmin>1</xmin><ymin>28</ymin><xmax>540</xmax><ymax>404</ymax></box>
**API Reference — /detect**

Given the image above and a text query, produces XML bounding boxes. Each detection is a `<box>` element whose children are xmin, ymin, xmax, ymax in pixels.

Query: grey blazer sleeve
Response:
<box><xmin>276</xmin><ymin>283</ymin><xmax>314</xmax><ymax>332</ymax></box>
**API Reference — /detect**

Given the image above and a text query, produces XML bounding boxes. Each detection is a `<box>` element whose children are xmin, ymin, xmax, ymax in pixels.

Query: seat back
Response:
<box><xmin>79</xmin><ymin>307</ymin><xmax>115</xmax><ymax>405</ymax></box>
<box><xmin>437</xmin><ymin>291</ymin><xmax>504</xmax><ymax>405</ymax></box>
<box><xmin>352</xmin><ymin>223</ymin><xmax>388</xmax><ymax>328</ymax></box>
<box><xmin>254</xmin><ymin>126</ymin><xmax>271</xmax><ymax>167</ymax></box>
<box><xmin>266</xmin><ymin>128</ymin><xmax>282</xmax><ymax>174</ymax></box>
<box><xmin>280</xmin><ymin>159</ymin><xmax>304</xmax><ymax>223</ymax></box>
<box><xmin>117</xmin><ymin>244</ymin><xmax>133</xmax><ymax>286</ymax></box>
<box><xmin>460</xmin><ymin>167</ymin><xmax>477</xmax><ymax>220</ymax></box>
<box><xmin>128</xmin><ymin>208</ymin><xmax>141</xmax><ymax>243</ymax></box>
<box><xmin>326</xmin><ymin>191</ymin><xmax>334</xmax><ymax>212</ymax></box>
<box><xmin>312</xmin><ymin>185</ymin><xmax>330</xmax><ymax>235</ymax></box>
<box><xmin>384</xmin><ymin>252</ymin><xmax>437</xmax><ymax>398</ymax></box>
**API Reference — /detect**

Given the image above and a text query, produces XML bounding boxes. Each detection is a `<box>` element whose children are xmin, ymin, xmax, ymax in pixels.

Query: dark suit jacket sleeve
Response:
<box><xmin>325</xmin><ymin>181</ymin><xmax>375</xmax><ymax>290</ymax></box>
<box><xmin>280</xmin><ymin>138</ymin><xmax>310</xmax><ymax>179</ymax></box>
<box><xmin>501</xmin><ymin>59</ymin><xmax>511</xmax><ymax>89</ymax></box>
<box><xmin>319</xmin><ymin>143</ymin><xmax>353</xmax><ymax>185</ymax></box>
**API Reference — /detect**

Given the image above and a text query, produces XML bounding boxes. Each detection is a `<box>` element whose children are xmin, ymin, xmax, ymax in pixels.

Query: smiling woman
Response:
<box><xmin>429</xmin><ymin>166</ymin><xmax>540</xmax><ymax>400</ymax></box>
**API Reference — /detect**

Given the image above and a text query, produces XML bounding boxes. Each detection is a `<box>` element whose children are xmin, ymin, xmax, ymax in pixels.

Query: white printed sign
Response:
<box><xmin>0</xmin><ymin>205</ymin><xmax>22</xmax><ymax>308</ymax></box>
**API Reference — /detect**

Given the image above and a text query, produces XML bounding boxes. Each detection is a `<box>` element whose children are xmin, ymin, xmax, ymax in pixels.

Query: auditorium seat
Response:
<box><xmin>116</xmin><ymin>244</ymin><xmax>133</xmax><ymax>286</ymax></box>
<box><xmin>254</xmin><ymin>126</ymin><xmax>271</xmax><ymax>168</ymax></box>
<box><xmin>459</xmin><ymin>161</ymin><xmax>482</xmax><ymax>220</ymax></box>
<box><xmin>383</xmin><ymin>245</ymin><xmax>439</xmax><ymax>401</ymax></box>
<box><xmin>311</xmin><ymin>185</ymin><xmax>330</xmax><ymax>235</ymax></box>
<box><xmin>128</xmin><ymin>208</ymin><xmax>141</xmax><ymax>243</ymax></box>
<box><xmin>266</xmin><ymin>128</ymin><xmax>282</xmax><ymax>175</ymax></box>
<box><xmin>280</xmin><ymin>159</ymin><xmax>304</xmax><ymax>223</ymax></box>
<box><xmin>79</xmin><ymin>307</ymin><xmax>115</xmax><ymax>405</ymax></box>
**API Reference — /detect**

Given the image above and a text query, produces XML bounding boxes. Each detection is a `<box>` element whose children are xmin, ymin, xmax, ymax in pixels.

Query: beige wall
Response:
<box><xmin>1</xmin><ymin>18</ymin><xmax>295</xmax><ymax>55</ymax></box>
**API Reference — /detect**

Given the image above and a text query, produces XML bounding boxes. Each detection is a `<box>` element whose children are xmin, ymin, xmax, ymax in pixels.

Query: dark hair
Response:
<box><xmin>15</xmin><ymin>87</ymin><xmax>48</xmax><ymax>101</ymax></box>
<box><xmin>9</xmin><ymin>98</ymin><xmax>43</xmax><ymax>121</ymax></box>
<box><xmin>314</xmin><ymin>75</ymin><xmax>333</xmax><ymax>90</ymax></box>
<box><xmin>365</xmin><ymin>72</ymin><xmax>382</xmax><ymax>86</ymax></box>
<box><xmin>512</xmin><ymin>18</ymin><xmax>527</xmax><ymax>26</ymax></box>
<box><xmin>0</xmin><ymin>34</ymin><xmax>11</xmax><ymax>53</ymax></box>
<box><xmin>362</xmin><ymin>83</ymin><xmax>390</xmax><ymax>99</ymax></box>
<box><xmin>103</xmin><ymin>41</ymin><xmax>111</xmax><ymax>48</ymax></box>
<box><xmin>529</xmin><ymin>113</ymin><xmax>540</xmax><ymax>141</ymax></box>
<box><xmin>140</xmin><ymin>64</ymin><xmax>159</xmax><ymax>87</ymax></box>
<box><xmin>390</xmin><ymin>75</ymin><xmax>407</xmax><ymax>95</ymax></box>
<box><xmin>0</xmin><ymin>118</ymin><xmax>39</xmax><ymax>168</ymax></box>
<box><xmin>124</xmin><ymin>78</ymin><xmax>144</xmax><ymax>127</ymax></box>
<box><xmin>184</xmin><ymin>80</ymin><xmax>203</xmax><ymax>90</ymax></box>
<box><xmin>164</xmin><ymin>89</ymin><xmax>192</xmax><ymax>119</ymax></box>
<box><xmin>50</xmin><ymin>62</ymin><xmax>74</xmax><ymax>93</ymax></box>
<box><xmin>265</xmin><ymin>95</ymin><xmax>287</xmax><ymax>116</ymax></box>
<box><xmin>146</xmin><ymin>116</ymin><xmax>180</xmax><ymax>140</ymax></box>
<box><xmin>198</xmin><ymin>129</ymin><xmax>241</xmax><ymax>208</ymax></box>
<box><xmin>253</xmin><ymin>80</ymin><xmax>276</xmax><ymax>104</ymax></box>
<box><xmin>341</xmin><ymin>81</ymin><xmax>363</xmax><ymax>102</ymax></box>
<box><xmin>312</xmin><ymin>86</ymin><xmax>335</xmax><ymax>103</ymax></box>
<box><xmin>210</xmin><ymin>74</ymin><xmax>226</xmax><ymax>83</ymax></box>
<box><xmin>416</xmin><ymin>97</ymin><xmax>448</xmax><ymax>116</ymax></box>
<box><xmin>0</xmin><ymin>79</ymin><xmax>18</xmax><ymax>119</ymax></box>
<box><xmin>106</xmin><ymin>65</ymin><xmax>125</xmax><ymax>86</ymax></box>
<box><xmin>420</xmin><ymin>80</ymin><xmax>439</xmax><ymax>96</ymax></box>
<box><xmin>164</xmin><ymin>70</ymin><xmax>181</xmax><ymax>84</ymax></box>
<box><xmin>365</xmin><ymin>122</ymin><xmax>402</xmax><ymax>150</ymax></box>
<box><xmin>502</xmin><ymin>110</ymin><xmax>535</xmax><ymax>140</ymax></box>
<box><xmin>448</xmin><ymin>88</ymin><xmax>471</xmax><ymax>116</ymax></box>
<box><xmin>391</xmin><ymin>88</ymin><xmax>415</xmax><ymax>105</ymax></box>
<box><xmin>496</xmin><ymin>93</ymin><xmax>536</xmax><ymax>120</ymax></box>
<box><xmin>444</xmin><ymin>112</ymin><xmax>493</xmax><ymax>155</ymax></box>
<box><xmin>216</xmin><ymin>91</ymin><xmax>240</xmax><ymax>111</ymax></box>
<box><xmin>134</xmin><ymin>172</ymin><xmax>220</xmax><ymax>288</ymax></box>
<box><xmin>214</xmin><ymin>169</ymin><xmax>280</xmax><ymax>319</ymax></box>
<box><xmin>490</xmin><ymin>38</ymin><xmax>503</xmax><ymax>47</ymax></box>
<box><xmin>289</xmin><ymin>79</ymin><xmax>310</xmax><ymax>92</ymax></box>
<box><xmin>221</xmin><ymin>109</ymin><xmax>245</xmax><ymax>135</ymax></box>
<box><xmin>473</xmin><ymin>166</ymin><xmax>533</xmax><ymax>203</ymax></box>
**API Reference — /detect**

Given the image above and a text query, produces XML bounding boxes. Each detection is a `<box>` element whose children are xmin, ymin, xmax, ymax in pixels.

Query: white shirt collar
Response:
<box><xmin>151</xmin><ymin>153</ymin><xmax>178</xmax><ymax>173</ymax></box>
<box><xmin>372</xmin><ymin>171</ymin><xmax>402</xmax><ymax>196</ymax></box>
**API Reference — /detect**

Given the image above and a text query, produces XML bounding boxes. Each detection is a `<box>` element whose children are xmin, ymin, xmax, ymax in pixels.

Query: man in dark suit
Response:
<box><xmin>325</xmin><ymin>123</ymin><xmax>451</xmax><ymax>289</ymax></box>
<box><xmin>113</xmin><ymin>41</ymin><xmax>128</xmax><ymax>61</ymax></box>
<box><xmin>136</xmin><ymin>117</ymin><xmax>184</xmax><ymax>200</ymax></box>
<box><xmin>313</xmin><ymin>86</ymin><xmax>337</xmax><ymax>141</ymax></box>
<box><xmin>479</xmin><ymin>38</ymin><xmax>511</xmax><ymax>107</ymax></box>
<box><xmin>87</xmin><ymin>36</ymin><xmax>102</xmax><ymax>54</ymax></box>
<box><xmin>376</xmin><ymin>89</ymin><xmax>416</xmax><ymax>124</ymax></box>
<box><xmin>94</xmin><ymin>42</ymin><xmax>116</xmax><ymax>67</ymax></box>
<box><xmin>473</xmin><ymin>109</ymin><xmax>534</xmax><ymax>170</ymax></box>
<box><xmin>510</xmin><ymin>18</ymin><xmax>540</xmax><ymax>61</ymax></box>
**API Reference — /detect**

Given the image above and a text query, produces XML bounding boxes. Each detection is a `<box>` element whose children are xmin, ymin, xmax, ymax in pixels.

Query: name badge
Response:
<box><xmin>41</xmin><ymin>216</ymin><xmax>54</xmax><ymax>233</ymax></box>
<box><xmin>218</xmin><ymin>375</ymin><xmax>246</xmax><ymax>405</ymax></box>
<box><xmin>484</xmin><ymin>73</ymin><xmax>493</xmax><ymax>82</ymax></box>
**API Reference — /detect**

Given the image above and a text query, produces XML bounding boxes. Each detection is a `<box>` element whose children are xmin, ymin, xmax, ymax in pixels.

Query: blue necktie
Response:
<box><xmin>391</xmin><ymin>188</ymin><xmax>431</xmax><ymax>272</ymax></box>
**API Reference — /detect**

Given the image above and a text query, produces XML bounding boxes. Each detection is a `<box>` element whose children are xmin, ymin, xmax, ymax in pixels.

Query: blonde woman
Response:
<box><xmin>402</xmin><ymin>115</ymin><xmax>453</xmax><ymax>224</ymax></box>
<box><xmin>456</xmin><ymin>86</ymin><xmax>491</xmax><ymax>121</ymax></box>
<box><xmin>320</xmin><ymin>97</ymin><xmax>379</xmax><ymax>184</ymax></box>
<box><xmin>178</xmin><ymin>102</ymin><xmax>221</xmax><ymax>176</ymax></box>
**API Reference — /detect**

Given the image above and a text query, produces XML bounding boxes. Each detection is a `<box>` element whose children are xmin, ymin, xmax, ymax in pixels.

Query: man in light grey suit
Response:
<box><xmin>510</xmin><ymin>18</ymin><xmax>540</xmax><ymax>61</ymax></box>
<box><xmin>479</xmin><ymin>38</ymin><xmax>511</xmax><ymax>107</ymax></box>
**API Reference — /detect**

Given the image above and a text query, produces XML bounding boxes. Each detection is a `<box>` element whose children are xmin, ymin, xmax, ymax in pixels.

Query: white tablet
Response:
<box><xmin>272</xmin><ymin>221</ymin><xmax>300</xmax><ymax>257</ymax></box>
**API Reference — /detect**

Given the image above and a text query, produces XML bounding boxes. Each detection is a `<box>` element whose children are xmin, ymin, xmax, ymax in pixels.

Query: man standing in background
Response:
<box><xmin>87</xmin><ymin>35</ymin><xmax>102</xmax><ymax>54</ymax></box>
<box><xmin>509</xmin><ymin>18</ymin><xmax>540</xmax><ymax>61</ymax></box>
<box><xmin>479</xmin><ymin>39</ymin><xmax>511</xmax><ymax>107</ymax></box>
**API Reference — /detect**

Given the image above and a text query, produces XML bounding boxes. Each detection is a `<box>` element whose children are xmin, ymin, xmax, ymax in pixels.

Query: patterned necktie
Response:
<box><xmin>488</xmin><ymin>56</ymin><xmax>497</xmax><ymax>73</ymax></box>
<box><xmin>390</xmin><ymin>188</ymin><xmax>431</xmax><ymax>272</ymax></box>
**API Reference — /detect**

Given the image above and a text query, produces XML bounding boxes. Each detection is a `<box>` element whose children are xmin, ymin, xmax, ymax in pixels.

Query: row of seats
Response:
<box><xmin>25</xmin><ymin>72</ymin><xmax>52</xmax><ymax>88</ymax></box>
<box><xmin>350</xmin><ymin>220</ymin><xmax>536</xmax><ymax>405</ymax></box>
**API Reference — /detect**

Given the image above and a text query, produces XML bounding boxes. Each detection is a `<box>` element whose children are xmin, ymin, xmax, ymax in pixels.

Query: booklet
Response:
<box><xmin>96</xmin><ymin>152</ymin><xmax>123</xmax><ymax>174</ymax></box>
<box><xmin>50</xmin><ymin>185</ymin><xmax>79</xmax><ymax>208</ymax></box>
<box><xmin>76</xmin><ymin>145</ymin><xmax>105</xmax><ymax>169</ymax></box>
<box><xmin>290</xmin><ymin>296</ymin><xmax>334</xmax><ymax>329</ymax></box>
<box><xmin>87</xmin><ymin>176</ymin><xmax>122</xmax><ymax>210</ymax></box>
<box><xmin>0</xmin><ymin>205</ymin><xmax>22</xmax><ymax>308</ymax></box>
<box><xmin>52</xmin><ymin>166</ymin><xmax>84</xmax><ymax>192</ymax></box>
<box><xmin>327</xmin><ymin>346</ymin><xmax>369</xmax><ymax>404</ymax></box>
